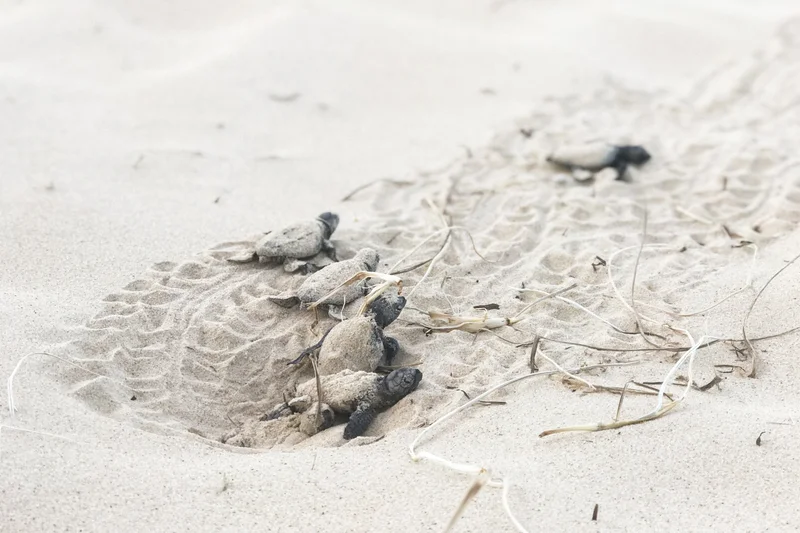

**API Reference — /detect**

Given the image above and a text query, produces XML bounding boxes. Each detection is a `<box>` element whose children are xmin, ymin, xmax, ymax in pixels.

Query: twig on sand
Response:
<box><xmin>0</xmin><ymin>425</ymin><xmax>80</xmax><ymax>461</ymax></box>
<box><xmin>341</xmin><ymin>178</ymin><xmax>414</xmax><ymax>202</ymax></box>
<box><xmin>389</xmin><ymin>226</ymin><xmax>493</xmax><ymax>278</ymax></box>
<box><xmin>635</xmin><ymin>243</ymin><xmax>759</xmax><ymax>318</ymax></box>
<box><xmin>741</xmin><ymin>250</ymin><xmax>800</xmax><ymax>377</ymax></box>
<box><xmin>419</xmin><ymin>284</ymin><xmax>576</xmax><ymax>334</ymax></box>
<box><xmin>514</xmin><ymin>325</ymin><xmax>800</xmax><ymax>355</ymax></box>
<box><xmin>391</xmin><ymin>185</ymin><xmax>493</xmax><ymax>288</ymax></box>
<box><xmin>308</xmin><ymin>353</ymin><xmax>324</xmax><ymax>426</ymax></box>
<box><xmin>539</xmin><ymin>329</ymin><xmax>714</xmax><ymax>437</ymax></box>
<box><xmin>7</xmin><ymin>352</ymin><xmax>137</xmax><ymax>416</ymax></box>
<box><xmin>391</xmin><ymin>231</ymin><xmax>452</xmax><ymax>275</ymax></box>
<box><xmin>444</xmin><ymin>471</ymin><xmax>490</xmax><ymax>533</ymax></box>
<box><xmin>513</xmin><ymin>287</ymin><xmax>663</xmax><ymax>339</ymax></box>
<box><xmin>607</xmin><ymin>244</ymin><xmax>672</xmax><ymax>327</ymax></box>
<box><xmin>528</xmin><ymin>336</ymin><xmax>540</xmax><ymax>373</ymax></box>
<box><xmin>446</xmin><ymin>387</ymin><xmax>506</xmax><ymax>405</ymax></box>
<box><xmin>409</xmin><ymin>361</ymin><xmax>638</xmax><ymax>533</ymax></box>
<box><xmin>538</xmin><ymin>351</ymin><xmax>596</xmax><ymax>391</ymax></box>
<box><xmin>560</xmin><ymin>377</ymin><xmax>672</xmax><ymax>402</ymax></box>
<box><xmin>628</xmin><ymin>210</ymin><xmax>662</xmax><ymax>347</ymax></box>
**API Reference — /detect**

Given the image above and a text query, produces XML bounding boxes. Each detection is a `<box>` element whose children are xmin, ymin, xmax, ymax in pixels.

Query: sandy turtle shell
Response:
<box><xmin>268</xmin><ymin>247</ymin><xmax>380</xmax><ymax>308</ymax></box>
<box><xmin>293</xmin><ymin>367</ymin><xmax>422</xmax><ymax>439</ymax></box>
<box><xmin>256</xmin><ymin>219</ymin><xmax>328</xmax><ymax>259</ymax></box>
<box><xmin>547</xmin><ymin>143</ymin><xmax>650</xmax><ymax>180</ymax></box>
<box><xmin>293</xmin><ymin>290</ymin><xmax>406</xmax><ymax>375</ymax></box>
<box><xmin>228</xmin><ymin>212</ymin><xmax>339</xmax><ymax>272</ymax></box>
<box><xmin>256</xmin><ymin>398</ymin><xmax>336</xmax><ymax>439</ymax></box>
<box><xmin>319</xmin><ymin>317</ymin><xmax>385</xmax><ymax>374</ymax></box>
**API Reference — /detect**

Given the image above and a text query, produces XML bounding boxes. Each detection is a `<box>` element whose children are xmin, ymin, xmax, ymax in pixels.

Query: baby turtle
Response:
<box><xmin>259</xmin><ymin>397</ymin><xmax>336</xmax><ymax>438</ymax></box>
<box><xmin>547</xmin><ymin>143</ymin><xmax>651</xmax><ymax>181</ymax></box>
<box><xmin>227</xmin><ymin>212</ymin><xmax>339</xmax><ymax>273</ymax></box>
<box><xmin>268</xmin><ymin>248</ymin><xmax>380</xmax><ymax>308</ymax></box>
<box><xmin>289</xmin><ymin>290</ymin><xmax>406</xmax><ymax>374</ymax></box>
<box><xmin>270</xmin><ymin>368</ymin><xmax>422</xmax><ymax>439</ymax></box>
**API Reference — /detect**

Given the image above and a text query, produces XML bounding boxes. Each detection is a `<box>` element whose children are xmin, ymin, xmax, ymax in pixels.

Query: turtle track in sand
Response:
<box><xmin>51</xmin><ymin>240</ymin><xmax>330</xmax><ymax>441</ymax></box>
<box><xmin>47</xmin><ymin>18</ymin><xmax>800</xmax><ymax>449</ymax></box>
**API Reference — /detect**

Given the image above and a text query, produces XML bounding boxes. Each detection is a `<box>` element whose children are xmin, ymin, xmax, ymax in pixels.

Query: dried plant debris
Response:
<box><xmin>417</xmin><ymin>284</ymin><xmax>575</xmax><ymax>334</ymax></box>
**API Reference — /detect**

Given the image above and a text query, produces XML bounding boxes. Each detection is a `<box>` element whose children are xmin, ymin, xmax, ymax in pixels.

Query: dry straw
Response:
<box><xmin>409</xmin><ymin>361</ymin><xmax>639</xmax><ymax>533</ymax></box>
<box><xmin>406</xmin><ymin>203</ymin><xmax>800</xmax><ymax>531</ymax></box>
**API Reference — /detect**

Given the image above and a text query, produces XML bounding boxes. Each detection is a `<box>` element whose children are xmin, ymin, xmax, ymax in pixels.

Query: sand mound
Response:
<box><xmin>43</xmin><ymin>18</ymin><xmax>800</xmax><ymax>450</ymax></box>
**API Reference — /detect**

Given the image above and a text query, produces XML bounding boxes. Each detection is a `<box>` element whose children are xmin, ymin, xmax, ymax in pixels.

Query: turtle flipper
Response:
<box><xmin>343</xmin><ymin>405</ymin><xmax>377</xmax><ymax>440</ymax></box>
<box><xmin>613</xmin><ymin>160</ymin><xmax>629</xmax><ymax>181</ymax></box>
<box><xmin>322</xmin><ymin>239</ymin><xmax>338</xmax><ymax>262</ymax></box>
<box><xmin>268</xmin><ymin>295</ymin><xmax>301</xmax><ymax>308</ymax></box>
<box><xmin>227</xmin><ymin>251</ymin><xmax>259</xmax><ymax>264</ymax></box>
<box><xmin>284</xmin><ymin>258</ymin><xmax>315</xmax><ymax>274</ymax></box>
<box><xmin>327</xmin><ymin>304</ymin><xmax>346</xmax><ymax>321</ymax></box>
<box><xmin>260</xmin><ymin>402</ymin><xmax>291</xmax><ymax>421</ymax></box>
<box><xmin>289</xmin><ymin>326</ymin><xmax>335</xmax><ymax>365</ymax></box>
<box><xmin>382</xmin><ymin>336</ymin><xmax>400</xmax><ymax>366</ymax></box>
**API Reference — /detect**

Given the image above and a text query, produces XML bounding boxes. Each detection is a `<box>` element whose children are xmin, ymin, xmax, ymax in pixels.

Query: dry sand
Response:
<box><xmin>4</xmin><ymin>1</ymin><xmax>800</xmax><ymax>531</ymax></box>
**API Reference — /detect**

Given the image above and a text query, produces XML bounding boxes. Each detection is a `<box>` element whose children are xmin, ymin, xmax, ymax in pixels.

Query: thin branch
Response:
<box><xmin>742</xmin><ymin>250</ymin><xmax>800</xmax><ymax>377</ymax></box>
<box><xmin>628</xmin><ymin>209</ymin><xmax>663</xmax><ymax>349</ymax></box>
<box><xmin>341</xmin><ymin>178</ymin><xmax>413</xmax><ymax>201</ymax></box>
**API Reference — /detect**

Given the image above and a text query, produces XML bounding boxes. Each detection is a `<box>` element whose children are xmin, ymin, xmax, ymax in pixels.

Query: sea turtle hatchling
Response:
<box><xmin>267</xmin><ymin>367</ymin><xmax>423</xmax><ymax>439</ymax></box>
<box><xmin>289</xmin><ymin>290</ymin><xmax>406</xmax><ymax>374</ymax></box>
<box><xmin>546</xmin><ymin>142</ymin><xmax>651</xmax><ymax>181</ymax></box>
<box><xmin>268</xmin><ymin>247</ymin><xmax>380</xmax><ymax>309</ymax></box>
<box><xmin>227</xmin><ymin>212</ymin><xmax>339</xmax><ymax>273</ymax></box>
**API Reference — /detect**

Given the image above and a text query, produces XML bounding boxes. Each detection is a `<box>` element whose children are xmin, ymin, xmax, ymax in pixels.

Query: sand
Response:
<box><xmin>4</xmin><ymin>1</ymin><xmax>800</xmax><ymax>531</ymax></box>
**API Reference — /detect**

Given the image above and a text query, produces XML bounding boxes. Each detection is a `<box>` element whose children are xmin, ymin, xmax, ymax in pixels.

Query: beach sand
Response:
<box><xmin>3</xmin><ymin>1</ymin><xmax>800</xmax><ymax>531</ymax></box>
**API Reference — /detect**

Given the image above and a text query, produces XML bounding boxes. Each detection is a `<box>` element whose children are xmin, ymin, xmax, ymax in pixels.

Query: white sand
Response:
<box><xmin>4</xmin><ymin>1</ymin><xmax>800</xmax><ymax>531</ymax></box>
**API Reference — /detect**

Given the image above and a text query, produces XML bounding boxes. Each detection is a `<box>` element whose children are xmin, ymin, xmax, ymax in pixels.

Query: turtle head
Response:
<box><xmin>617</xmin><ymin>145</ymin><xmax>651</xmax><ymax>165</ymax></box>
<box><xmin>383</xmin><ymin>368</ymin><xmax>422</xmax><ymax>400</ymax></box>
<box><xmin>368</xmin><ymin>292</ymin><xmax>406</xmax><ymax>329</ymax></box>
<box><xmin>317</xmin><ymin>212</ymin><xmax>339</xmax><ymax>238</ymax></box>
<box><xmin>355</xmin><ymin>248</ymin><xmax>380</xmax><ymax>270</ymax></box>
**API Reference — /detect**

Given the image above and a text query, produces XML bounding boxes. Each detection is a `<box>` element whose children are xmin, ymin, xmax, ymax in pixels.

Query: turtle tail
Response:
<box><xmin>226</xmin><ymin>251</ymin><xmax>259</xmax><ymax>264</ymax></box>
<box><xmin>343</xmin><ymin>405</ymin><xmax>376</xmax><ymax>440</ymax></box>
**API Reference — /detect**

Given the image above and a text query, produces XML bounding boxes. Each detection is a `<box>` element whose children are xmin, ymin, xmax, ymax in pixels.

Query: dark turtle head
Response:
<box><xmin>368</xmin><ymin>292</ymin><xmax>406</xmax><ymax>329</ymax></box>
<box><xmin>382</xmin><ymin>368</ymin><xmax>422</xmax><ymax>400</ymax></box>
<box><xmin>617</xmin><ymin>145</ymin><xmax>651</xmax><ymax>166</ymax></box>
<box><xmin>317</xmin><ymin>212</ymin><xmax>339</xmax><ymax>238</ymax></box>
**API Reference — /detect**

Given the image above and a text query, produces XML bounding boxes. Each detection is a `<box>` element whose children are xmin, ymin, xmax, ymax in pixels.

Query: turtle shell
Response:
<box><xmin>547</xmin><ymin>142</ymin><xmax>619</xmax><ymax>171</ymax></box>
<box><xmin>317</xmin><ymin>317</ymin><xmax>384</xmax><ymax>375</ymax></box>
<box><xmin>255</xmin><ymin>220</ymin><xmax>325</xmax><ymax>259</ymax></box>
<box><xmin>295</xmin><ymin>248</ymin><xmax>378</xmax><ymax>306</ymax></box>
<box><xmin>297</xmin><ymin>369</ymin><xmax>377</xmax><ymax>414</ymax></box>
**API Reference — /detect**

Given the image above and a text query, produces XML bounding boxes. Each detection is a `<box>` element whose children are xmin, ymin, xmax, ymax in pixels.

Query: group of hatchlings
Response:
<box><xmin>226</xmin><ymin>211</ymin><xmax>421</xmax><ymax>441</ymax></box>
<box><xmin>220</xmin><ymin>142</ymin><xmax>651</xmax><ymax>442</ymax></box>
